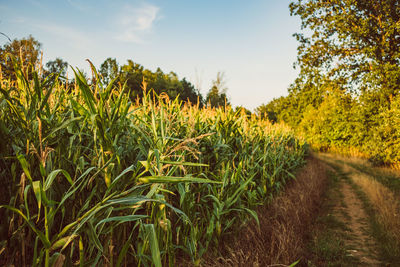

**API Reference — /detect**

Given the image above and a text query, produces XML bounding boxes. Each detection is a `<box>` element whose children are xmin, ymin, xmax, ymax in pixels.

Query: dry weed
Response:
<box><xmin>350</xmin><ymin>172</ymin><xmax>400</xmax><ymax>249</ymax></box>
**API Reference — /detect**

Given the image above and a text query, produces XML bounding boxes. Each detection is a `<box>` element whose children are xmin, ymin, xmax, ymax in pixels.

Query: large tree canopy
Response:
<box><xmin>0</xmin><ymin>35</ymin><xmax>41</xmax><ymax>79</ymax></box>
<box><xmin>290</xmin><ymin>0</ymin><xmax>400</xmax><ymax>102</ymax></box>
<box><xmin>257</xmin><ymin>1</ymin><xmax>400</xmax><ymax>165</ymax></box>
<box><xmin>100</xmin><ymin>57</ymin><xmax>119</xmax><ymax>84</ymax></box>
<box><xmin>45</xmin><ymin>57</ymin><xmax>68</xmax><ymax>77</ymax></box>
<box><xmin>99</xmin><ymin>58</ymin><xmax>204</xmax><ymax>105</ymax></box>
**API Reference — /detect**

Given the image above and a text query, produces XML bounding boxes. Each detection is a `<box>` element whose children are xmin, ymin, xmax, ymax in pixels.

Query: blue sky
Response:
<box><xmin>0</xmin><ymin>0</ymin><xmax>301</xmax><ymax>110</ymax></box>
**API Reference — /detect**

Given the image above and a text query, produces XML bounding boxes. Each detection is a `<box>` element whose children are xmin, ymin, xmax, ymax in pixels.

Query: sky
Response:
<box><xmin>0</xmin><ymin>0</ymin><xmax>301</xmax><ymax>111</ymax></box>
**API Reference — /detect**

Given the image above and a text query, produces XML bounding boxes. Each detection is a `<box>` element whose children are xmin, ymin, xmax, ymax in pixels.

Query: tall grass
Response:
<box><xmin>0</xmin><ymin>57</ymin><xmax>307</xmax><ymax>266</ymax></box>
<box><xmin>351</xmin><ymin>174</ymin><xmax>400</xmax><ymax>253</ymax></box>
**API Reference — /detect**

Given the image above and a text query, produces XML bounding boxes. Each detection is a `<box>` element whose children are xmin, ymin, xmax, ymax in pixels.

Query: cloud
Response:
<box><xmin>115</xmin><ymin>3</ymin><xmax>160</xmax><ymax>43</ymax></box>
<box><xmin>35</xmin><ymin>23</ymin><xmax>92</xmax><ymax>50</ymax></box>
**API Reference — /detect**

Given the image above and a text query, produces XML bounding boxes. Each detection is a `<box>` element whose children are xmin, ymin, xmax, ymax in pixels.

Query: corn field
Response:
<box><xmin>0</xmin><ymin>57</ymin><xmax>307</xmax><ymax>266</ymax></box>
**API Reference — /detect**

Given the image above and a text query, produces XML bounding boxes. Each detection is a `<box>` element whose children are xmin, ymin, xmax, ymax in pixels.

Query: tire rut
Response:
<box><xmin>322</xmin><ymin>156</ymin><xmax>382</xmax><ymax>266</ymax></box>
<box><xmin>334</xmin><ymin>179</ymin><xmax>381</xmax><ymax>266</ymax></box>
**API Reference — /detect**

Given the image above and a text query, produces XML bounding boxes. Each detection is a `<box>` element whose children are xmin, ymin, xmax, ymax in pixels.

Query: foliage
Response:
<box><xmin>108</xmin><ymin>58</ymin><xmax>204</xmax><ymax>106</ymax></box>
<box><xmin>1</xmin><ymin>35</ymin><xmax>204</xmax><ymax>107</ymax></box>
<box><xmin>298</xmin><ymin>89</ymin><xmax>356</xmax><ymax>150</ymax></box>
<box><xmin>256</xmin><ymin>96</ymin><xmax>288</xmax><ymax>124</ymax></box>
<box><xmin>0</xmin><ymin>58</ymin><xmax>307</xmax><ymax>266</ymax></box>
<box><xmin>290</xmin><ymin>0</ymin><xmax>400</xmax><ymax>99</ymax></box>
<box><xmin>45</xmin><ymin>58</ymin><xmax>68</xmax><ymax>77</ymax></box>
<box><xmin>99</xmin><ymin>57</ymin><xmax>119</xmax><ymax>85</ymax></box>
<box><xmin>258</xmin><ymin>1</ymin><xmax>400</xmax><ymax>166</ymax></box>
<box><xmin>0</xmin><ymin>35</ymin><xmax>41</xmax><ymax>80</ymax></box>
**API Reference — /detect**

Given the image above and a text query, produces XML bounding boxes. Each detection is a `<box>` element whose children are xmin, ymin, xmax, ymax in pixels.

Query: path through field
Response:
<box><xmin>310</xmin><ymin>154</ymin><xmax>383</xmax><ymax>266</ymax></box>
<box><xmin>332</xmin><ymin>174</ymin><xmax>381</xmax><ymax>266</ymax></box>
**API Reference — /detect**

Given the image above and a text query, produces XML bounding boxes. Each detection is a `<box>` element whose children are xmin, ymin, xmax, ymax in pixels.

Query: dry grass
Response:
<box><xmin>320</xmin><ymin>153</ymin><xmax>400</xmax><ymax>258</ymax></box>
<box><xmin>326</xmin><ymin>145</ymin><xmax>368</xmax><ymax>159</ymax></box>
<box><xmin>345</xmin><ymin>155</ymin><xmax>400</xmax><ymax>177</ymax></box>
<box><xmin>201</xmin><ymin>155</ymin><xmax>328</xmax><ymax>266</ymax></box>
<box><xmin>329</xmin><ymin>152</ymin><xmax>400</xmax><ymax>174</ymax></box>
<box><xmin>349</xmin><ymin>172</ymin><xmax>400</xmax><ymax>252</ymax></box>
<box><xmin>321</xmin><ymin>152</ymin><xmax>400</xmax><ymax>197</ymax></box>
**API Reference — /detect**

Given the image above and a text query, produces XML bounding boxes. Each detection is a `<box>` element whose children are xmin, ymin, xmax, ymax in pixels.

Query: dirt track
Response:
<box><xmin>334</xmin><ymin>178</ymin><xmax>381</xmax><ymax>266</ymax></box>
<box><xmin>321</xmin><ymin>155</ymin><xmax>382</xmax><ymax>266</ymax></box>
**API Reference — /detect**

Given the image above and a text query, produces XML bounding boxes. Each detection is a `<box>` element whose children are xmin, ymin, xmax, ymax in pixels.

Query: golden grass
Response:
<box><xmin>344</xmin><ymin>155</ymin><xmax>400</xmax><ymax>177</ymax></box>
<box><xmin>350</xmin><ymin>171</ymin><xmax>400</xmax><ymax>250</ymax></box>
<box><xmin>321</xmin><ymin>152</ymin><xmax>400</xmax><ymax>194</ymax></box>
<box><xmin>312</xmin><ymin>144</ymin><xmax>369</xmax><ymax>160</ymax></box>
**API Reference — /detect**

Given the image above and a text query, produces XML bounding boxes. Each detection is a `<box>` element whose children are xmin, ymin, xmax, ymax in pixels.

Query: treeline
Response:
<box><xmin>258</xmin><ymin>0</ymin><xmax>400</xmax><ymax>166</ymax></box>
<box><xmin>0</xmin><ymin>35</ymin><xmax>234</xmax><ymax>109</ymax></box>
<box><xmin>99</xmin><ymin>58</ymin><xmax>203</xmax><ymax>105</ymax></box>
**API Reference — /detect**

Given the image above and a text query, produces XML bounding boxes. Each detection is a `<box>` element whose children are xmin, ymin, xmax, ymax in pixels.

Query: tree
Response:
<box><xmin>0</xmin><ymin>35</ymin><xmax>41</xmax><ymax>80</ymax></box>
<box><xmin>256</xmin><ymin>100</ymin><xmax>281</xmax><ymax>123</ymax></box>
<box><xmin>181</xmin><ymin>78</ymin><xmax>204</xmax><ymax>106</ymax></box>
<box><xmin>298</xmin><ymin>89</ymin><xmax>356</xmax><ymax>150</ymax></box>
<box><xmin>290</xmin><ymin>0</ymin><xmax>400</xmax><ymax>104</ymax></box>
<box><xmin>206</xmin><ymin>72</ymin><xmax>230</xmax><ymax>108</ymax></box>
<box><xmin>120</xmin><ymin>59</ymin><xmax>145</xmax><ymax>99</ymax></box>
<box><xmin>116</xmin><ymin>59</ymin><xmax>204</xmax><ymax>105</ymax></box>
<box><xmin>100</xmin><ymin>57</ymin><xmax>119</xmax><ymax>84</ymax></box>
<box><xmin>45</xmin><ymin>57</ymin><xmax>68</xmax><ymax>76</ymax></box>
<box><xmin>269</xmin><ymin>1</ymin><xmax>400</xmax><ymax>165</ymax></box>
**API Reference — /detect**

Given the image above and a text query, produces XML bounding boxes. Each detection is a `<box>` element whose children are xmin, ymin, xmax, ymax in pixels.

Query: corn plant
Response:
<box><xmin>0</xmin><ymin>55</ymin><xmax>307</xmax><ymax>266</ymax></box>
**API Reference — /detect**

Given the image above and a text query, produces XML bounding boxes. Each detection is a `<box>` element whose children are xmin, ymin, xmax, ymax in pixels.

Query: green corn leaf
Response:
<box><xmin>39</xmin><ymin>74</ymin><xmax>58</xmax><ymax>111</ymax></box>
<box><xmin>95</xmin><ymin>214</ymin><xmax>148</xmax><ymax>229</ymax></box>
<box><xmin>138</xmin><ymin>176</ymin><xmax>221</xmax><ymax>184</ymax></box>
<box><xmin>44</xmin><ymin>169</ymin><xmax>73</xmax><ymax>191</ymax></box>
<box><xmin>109</xmin><ymin>78</ymin><xmax>125</xmax><ymax>121</ymax></box>
<box><xmin>32</xmin><ymin>181</ymin><xmax>42</xmax><ymax>221</ymax></box>
<box><xmin>160</xmin><ymin>161</ymin><xmax>209</xmax><ymax>167</ymax></box>
<box><xmin>87</xmin><ymin>222</ymin><xmax>103</xmax><ymax>252</ymax></box>
<box><xmin>33</xmin><ymin>71</ymin><xmax>41</xmax><ymax>102</ymax></box>
<box><xmin>32</xmin><ymin>237</ymin><xmax>39</xmax><ymax>267</ymax></box>
<box><xmin>50</xmin><ymin>234</ymin><xmax>78</xmax><ymax>251</ymax></box>
<box><xmin>24</xmin><ymin>184</ymin><xmax>31</xmax><ymax>220</ymax></box>
<box><xmin>143</xmin><ymin>224</ymin><xmax>161</xmax><ymax>267</ymax></box>
<box><xmin>107</xmin><ymin>197</ymin><xmax>191</xmax><ymax>224</ymax></box>
<box><xmin>243</xmin><ymin>208</ymin><xmax>259</xmax><ymax>227</ymax></box>
<box><xmin>0</xmin><ymin>205</ymin><xmax>50</xmax><ymax>248</ymax></box>
<box><xmin>43</xmin><ymin>117</ymin><xmax>82</xmax><ymax>142</ymax></box>
<box><xmin>225</xmin><ymin>174</ymin><xmax>255</xmax><ymax>209</ymax></box>
<box><xmin>116</xmin><ymin>230</ymin><xmax>134</xmax><ymax>267</ymax></box>
<box><xmin>70</xmin><ymin>98</ymin><xmax>88</xmax><ymax>117</ymax></box>
<box><xmin>106</xmin><ymin>165</ymin><xmax>135</xmax><ymax>193</ymax></box>
<box><xmin>289</xmin><ymin>259</ymin><xmax>300</xmax><ymax>267</ymax></box>
<box><xmin>72</xmin><ymin>67</ymin><xmax>96</xmax><ymax>114</ymax></box>
<box><xmin>17</xmin><ymin>154</ymin><xmax>32</xmax><ymax>182</ymax></box>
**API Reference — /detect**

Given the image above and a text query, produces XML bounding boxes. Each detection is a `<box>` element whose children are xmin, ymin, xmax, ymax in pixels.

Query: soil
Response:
<box><xmin>334</xmin><ymin>179</ymin><xmax>381</xmax><ymax>266</ymax></box>
<box><xmin>321</xmin><ymin>155</ymin><xmax>383</xmax><ymax>266</ymax></box>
